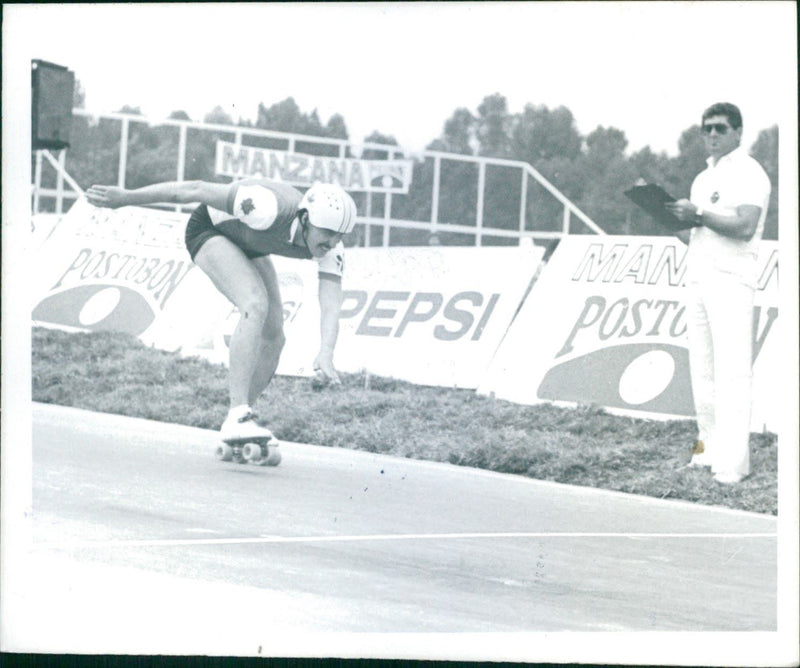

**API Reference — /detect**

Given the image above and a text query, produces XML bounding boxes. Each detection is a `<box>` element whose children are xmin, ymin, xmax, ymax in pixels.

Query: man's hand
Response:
<box><xmin>86</xmin><ymin>185</ymin><xmax>129</xmax><ymax>209</ymax></box>
<box><xmin>312</xmin><ymin>354</ymin><xmax>341</xmax><ymax>389</ymax></box>
<box><xmin>664</xmin><ymin>198</ymin><xmax>700</xmax><ymax>224</ymax></box>
<box><xmin>675</xmin><ymin>228</ymin><xmax>692</xmax><ymax>246</ymax></box>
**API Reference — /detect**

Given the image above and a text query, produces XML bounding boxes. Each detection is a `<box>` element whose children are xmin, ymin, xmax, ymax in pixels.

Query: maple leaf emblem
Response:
<box><xmin>240</xmin><ymin>197</ymin><xmax>255</xmax><ymax>215</ymax></box>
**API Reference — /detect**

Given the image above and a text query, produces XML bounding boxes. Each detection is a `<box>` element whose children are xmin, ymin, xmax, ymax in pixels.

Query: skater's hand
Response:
<box><xmin>86</xmin><ymin>185</ymin><xmax>129</xmax><ymax>209</ymax></box>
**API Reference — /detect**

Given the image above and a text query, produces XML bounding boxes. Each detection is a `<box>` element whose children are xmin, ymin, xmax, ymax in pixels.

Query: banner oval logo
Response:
<box><xmin>78</xmin><ymin>287</ymin><xmax>122</xmax><ymax>326</ymax></box>
<box><xmin>32</xmin><ymin>284</ymin><xmax>156</xmax><ymax>336</ymax></box>
<box><xmin>537</xmin><ymin>343</ymin><xmax>694</xmax><ymax>415</ymax></box>
<box><xmin>618</xmin><ymin>349</ymin><xmax>675</xmax><ymax>405</ymax></box>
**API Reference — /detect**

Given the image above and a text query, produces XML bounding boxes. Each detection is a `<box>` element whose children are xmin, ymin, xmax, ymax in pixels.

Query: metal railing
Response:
<box><xmin>32</xmin><ymin>147</ymin><xmax>84</xmax><ymax>213</ymax></box>
<box><xmin>32</xmin><ymin>109</ymin><xmax>604</xmax><ymax>243</ymax></box>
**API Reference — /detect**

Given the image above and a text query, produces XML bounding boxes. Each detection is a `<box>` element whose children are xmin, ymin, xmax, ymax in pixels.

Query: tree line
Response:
<box><xmin>51</xmin><ymin>88</ymin><xmax>779</xmax><ymax>242</ymax></box>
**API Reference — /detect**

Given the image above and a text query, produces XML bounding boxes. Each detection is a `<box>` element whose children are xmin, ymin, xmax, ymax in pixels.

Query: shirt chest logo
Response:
<box><xmin>710</xmin><ymin>191</ymin><xmax>720</xmax><ymax>204</ymax></box>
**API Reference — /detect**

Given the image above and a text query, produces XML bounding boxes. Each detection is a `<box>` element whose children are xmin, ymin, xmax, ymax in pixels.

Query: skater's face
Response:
<box><xmin>304</xmin><ymin>224</ymin><xmax>343</xmax><ymax>258</ymax></box>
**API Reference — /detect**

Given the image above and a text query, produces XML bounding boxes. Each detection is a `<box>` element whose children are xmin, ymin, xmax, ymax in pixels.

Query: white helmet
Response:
<box><xmin>298</xmin><ymin>183</ymin><xmax>357</xmax><ymax>234</ymax></box>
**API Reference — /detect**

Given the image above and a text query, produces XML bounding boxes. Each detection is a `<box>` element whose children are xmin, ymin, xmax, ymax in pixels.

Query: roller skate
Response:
<box><xmin>215</xmin><ymin>405</ymin><xmax>281</xmax><ymax>467</ymax></box>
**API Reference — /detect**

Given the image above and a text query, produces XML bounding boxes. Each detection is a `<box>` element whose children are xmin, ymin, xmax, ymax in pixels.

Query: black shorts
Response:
<box><xmin>184</xmin><ymin>205</ymin><xmax>265</xmax><ymax>261</ymax></box>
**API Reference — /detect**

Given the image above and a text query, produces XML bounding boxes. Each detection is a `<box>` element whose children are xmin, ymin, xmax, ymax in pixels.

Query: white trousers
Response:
<box><xmin>687</xmin><ymin>270</ymin><xmax>755</xmax><ymax>477</ymax></box>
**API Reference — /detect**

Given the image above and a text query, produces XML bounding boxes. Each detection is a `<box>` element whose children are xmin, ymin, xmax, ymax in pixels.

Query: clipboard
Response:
<box><xmin>624</xmin><ymin>183</ymin><xmax>698</xmax><ymax>230</ymax></box>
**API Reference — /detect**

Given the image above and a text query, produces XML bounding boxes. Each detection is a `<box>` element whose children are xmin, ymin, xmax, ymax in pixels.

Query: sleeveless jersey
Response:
<box><xmin>205</xmin><ymin>178</ymin><xmax>344</xmax><ymax>276</ymax></box>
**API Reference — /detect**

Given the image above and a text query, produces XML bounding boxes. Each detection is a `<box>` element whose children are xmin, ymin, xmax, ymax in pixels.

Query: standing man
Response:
<box><xmin>86</xmin><ymin>178</ymin><xmax>356</xmax><ymax>444</ymax></box>
<box><xmin>665</xmin><ymin>102</ymin><xmax>771</xmax><ymax>484</ymax></box>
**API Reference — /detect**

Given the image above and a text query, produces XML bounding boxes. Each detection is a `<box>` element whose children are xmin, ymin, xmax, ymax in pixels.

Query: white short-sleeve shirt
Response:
<box><xmin>687</xmin><ymin>147</ymin><xmax>771</xmax><ymax>285</ymax></box>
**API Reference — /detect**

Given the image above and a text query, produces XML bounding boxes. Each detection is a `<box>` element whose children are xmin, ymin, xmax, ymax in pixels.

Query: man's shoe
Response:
<box><xmin>714</xmin><ymin>472</ymin><xmax>745</xmax><ymax>484</ymax></box>
<box><xmin>688</xmin><ymin>440</ymin><xmax>711</xmax><ymax>468</ymax></box>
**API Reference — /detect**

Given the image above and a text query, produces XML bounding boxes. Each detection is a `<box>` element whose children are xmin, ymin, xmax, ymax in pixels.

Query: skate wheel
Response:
<box><xmin>262</xmin><ymin>447</ymin><xmax>281</xmax><ymax>467</ymax></box>
<box><xmin>216</xmin><ymin>443</ymin><xmax>234</xmax><ymax>461</ymax></box>
<box><xmin>241</xmin><ymin>442</ymin><xmax>264</xmax><ymax>463</ymax></box>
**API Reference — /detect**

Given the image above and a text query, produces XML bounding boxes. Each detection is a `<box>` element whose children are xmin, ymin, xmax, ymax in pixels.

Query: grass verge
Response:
<box><xmin>32</xmin><ymin>327</ymin><xmax>777</xmax><ymax>515</ymax></box>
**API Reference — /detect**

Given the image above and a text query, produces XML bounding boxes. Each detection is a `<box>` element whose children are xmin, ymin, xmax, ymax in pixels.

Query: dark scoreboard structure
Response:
<box><xmin>32</xmin><ymin>59</ymin><xmax>75</xmax><ymax>151</ymax></box>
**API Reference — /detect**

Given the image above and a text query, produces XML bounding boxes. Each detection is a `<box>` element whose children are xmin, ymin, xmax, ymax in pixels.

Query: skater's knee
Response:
<box><xmin>262</xmin><ymin>321</ymin><xmax>286</xmax><ymax>350</ymax></box>
<box><xmin>238</xmin><ymin>294</ymin><xmax>270</xmax><ymax>325</ymax></box>
<box><xmin>261</xmin><ymin>301</ymin><xmax>286</xmax><ymax>348</ymax></box>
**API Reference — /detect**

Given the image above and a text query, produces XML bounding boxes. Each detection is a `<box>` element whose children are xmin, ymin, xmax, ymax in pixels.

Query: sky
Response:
<box><xmin>4</xmin><ymin>2</ymin><xmax>797</xmax><ymax>157</ymax></box>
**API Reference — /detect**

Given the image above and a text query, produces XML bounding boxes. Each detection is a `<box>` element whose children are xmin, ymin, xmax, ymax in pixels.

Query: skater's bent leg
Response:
<box><xmin>193</xmin><ymin>237</ymin><xmax>270</xmax><ymax>409</ymax></box>
<box><xmin>248</xmin><ymin>256</ymin><xmax>286</xmax><ymax>406</ymax></box>
<box><xmin>248</xmin><ymin>334</ymin><xmax>285</xmax><ymax>407</ymax></box>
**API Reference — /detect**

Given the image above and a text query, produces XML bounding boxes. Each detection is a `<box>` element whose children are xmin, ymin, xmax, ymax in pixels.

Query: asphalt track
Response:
<box><xmin>15</xmin><ymin>403</ymin><xmax>779</xmax><ymax>658</ymax></box>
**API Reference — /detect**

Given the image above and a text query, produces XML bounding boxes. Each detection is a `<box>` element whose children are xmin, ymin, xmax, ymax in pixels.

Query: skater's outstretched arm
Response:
<box><xmin>314</xmin><ymin>274</ymin><xmax>343</xmax><ymax>384</ymax></box>
<box><xmin>86</xmin><ymin>180</ymin><xmax>232</xmax><ymax>212</ymax></box>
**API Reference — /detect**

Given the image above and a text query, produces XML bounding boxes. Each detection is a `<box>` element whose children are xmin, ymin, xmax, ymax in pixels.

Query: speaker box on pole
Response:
<box><xmin>32</xmin><ymin>59</ymin><xmax>75</xmax><ymax>151</ymax></box>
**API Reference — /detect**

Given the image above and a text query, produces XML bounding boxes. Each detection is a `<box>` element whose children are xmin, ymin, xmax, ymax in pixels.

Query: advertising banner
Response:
<box><xmin>330</xmin><ymin>246</ymin><xmax>543</xmax><ymax>388</ymax></box>
<box><xmin>477</xmin><ymin>236</ymin><xmax>780</xmax><ymax>430</ymax></box>
<box><xmin>31</xmin><ymin>198</ymin><xmax>232</xmax><ymax>353</ymax></box>
<box><xmin>31</xmin><ymin>214</ymin><xmax>62</xmax><ymax>249</ymax></box>
<box><xmin>215</xmin><ymin>140</ymin><xmax>414</xmax><ymax>194</ymax></box>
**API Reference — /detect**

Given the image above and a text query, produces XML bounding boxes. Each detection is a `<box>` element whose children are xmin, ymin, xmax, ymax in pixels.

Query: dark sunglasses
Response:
<box><xmin>702</xmin><ymin>123</ymin><xmax>732</xmax><ymax>135</ymax></box>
